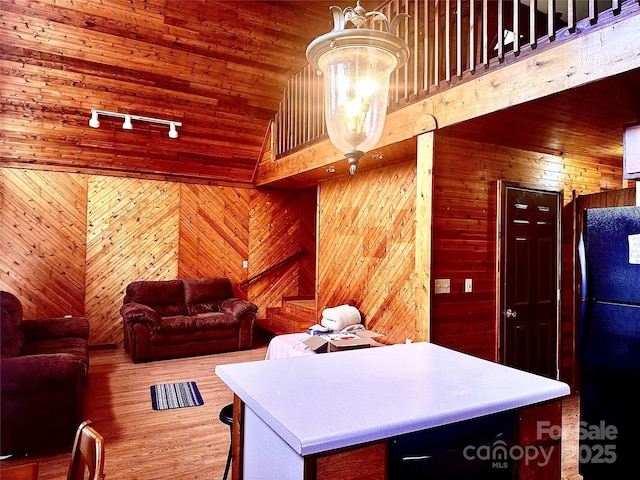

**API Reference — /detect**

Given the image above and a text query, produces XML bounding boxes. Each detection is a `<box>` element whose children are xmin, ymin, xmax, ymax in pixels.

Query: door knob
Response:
<box><xmin>506</xmin><ymin>308</ymin><xmax>517</xmax><ymax>318</ymax></box>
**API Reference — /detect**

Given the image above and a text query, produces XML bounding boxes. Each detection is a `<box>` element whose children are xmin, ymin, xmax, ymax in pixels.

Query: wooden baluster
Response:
<box><xmin>497</xmin><ymin>0</ymin><xmax>504</xmax><ymax>61</ymax></box>
<box><xmin>305</xmin><ymin>66</ymin><xmax>311</xmax><ymax>144</ymax></box>
<box><xmin>567</xmin><ymin>0</ymin><xmax>576</xmax><ymax>32</ymax></box>
<box><xmin>292</xmin><ymin>75</ymin><xmax>298</xmax><ymax>150</ymax></box>
<box><xmin>413</xmin><ymin>0</ymin><xmax>419</xmax><ymax>95</ymax></box>
<box><xmin>311</xmin><ymin>66</ymin><xmax>317</xmax><ymax>142</ymax></box>
<box><xmin>298</xmin><ymin>69</ymin><xmax>303</xmax><ymax>147</ymax></box>
<box><xmin>588</xmin><ymin>0</ymin><xmax>597</xmax><ymax>24</ymax></box>
<box><xmin>282</xmin><ymin>85</ymin><xmax>286</xmax><ymax>154</ymax></box>
<box><xmin>424</xmin><ymin>0</ymin><xmax>430</xmax><ymax>91</ymax></box>
<box><xmin>530</xmin><ymin>0</ymin><xmax>538</xmax><ymax>48</ymax></box>
<box><xmin>403</xmin><ymin>0</ymin><xmax>409</xmax><ymax>100</ymax></box>
<box><xmin>513</xmin><ymin>0</ymin><xmax>521</xmax><ymax>55</ymax></box>
<box><xmin>434</xmin><ymin>0</ymin><xmax>440</xmax><ymax>86</ymax></box>
<box><xmin>383</xmin><ymin>0</ymin><xmax>400</xmax><ymax>104</ymax></box>
<box><xmin>482</xmin><ymin>0</ymin><xmax>489</xmax><ymax>66</ymax></box>
<box><xmin>275</xmin><ymin>109</ymin><xmax>281</xmax><ymax>156</ymax></box>
<box><xmin>469</xmin><ymin>0</ymin><xmax>476</xmax><ymax>73</ymax></box>
<box><xmin>303</xmin><ymin>70</ymin><xmax>307</xmax><ymax>146</ymax></box>
<box><xmin>319</xmin><ymin>69</ymin><xmax>325</xmax><ymax>137</ymax></box>
<box><xmin>548</xmin><ymin>0</ymin><xmax>556</xmax><ymax>40</ymax></box>
<box><xmin>456</xmin><ymin>0</ymin><xmax>462</xmax><ymax>78</ymax></box>
<box><xmin>286</xmin><ymin>78</ymin><xmax>292</xmax><ymax>153</ymax></box>
<box><xmin>612</xmin><ymin>0</ymin><xmax>621</xmax><ymax>14</ymax></box>
<box><xmin>445</xmin><ymin>0</ymin><xmax>451</xmax><ymax>83</ymax></box>
<box><xmin>299</xmin><ymin>69</ymin><xmax>303</xmax><ymax>147</ymax></box>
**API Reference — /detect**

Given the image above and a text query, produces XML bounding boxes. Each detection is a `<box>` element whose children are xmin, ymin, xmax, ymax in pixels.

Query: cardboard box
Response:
<box><xmin>302</xmin><ymin>330</ymin><xmax>383</xmax><ymax>353</ymax></box>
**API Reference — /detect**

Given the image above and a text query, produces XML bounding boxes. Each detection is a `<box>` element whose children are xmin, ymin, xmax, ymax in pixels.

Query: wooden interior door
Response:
<box><xmin>499</xmin><ymin>183</ymin><xmax>561</xmax><ymax>378</ymax></box>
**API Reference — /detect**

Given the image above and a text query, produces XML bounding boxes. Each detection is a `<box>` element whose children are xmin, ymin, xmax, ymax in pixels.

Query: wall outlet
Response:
<box><xmin>465</xmin><ymin>278</ymin><xmax>473</xmax><ymax>293</ymax></box>
<box><xmin>242</xmin><ymin>260</ymin><xmax>249</xmax><ymax>269</ymax></box>
<box><xmin>434</xmin><ymin>279</ymin><xmax>451</xmax><ymax>294</ymax></box>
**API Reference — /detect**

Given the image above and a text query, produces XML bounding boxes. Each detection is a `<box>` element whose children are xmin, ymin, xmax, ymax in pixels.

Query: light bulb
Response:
<box><xmin>89</xmin><ymin>111</ymin><xmax>100</xmax><ymax>128</ymax></box>
<box><xmin>168</xmin><ymin>122</ymin><xmax>178</xmax><ymax>139</ymax></box>
<box><xmin>122</xmin><ymin>115</ymin><xmax>133</xmax><ymax>130</ymax></box>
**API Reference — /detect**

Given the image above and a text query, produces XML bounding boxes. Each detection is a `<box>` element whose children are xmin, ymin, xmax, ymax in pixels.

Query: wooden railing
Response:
<box><xmin>275</xmin><ymin>0</ymin><xmax>630</xmax><ymax>158</ymax></box>
<box><xmin>240</xmin><ymin>248</ymin><xmax>309</xmax><ymax>287</ymax></box>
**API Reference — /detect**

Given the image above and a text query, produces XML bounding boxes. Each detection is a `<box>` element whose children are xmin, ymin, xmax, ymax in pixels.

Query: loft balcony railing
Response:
<box><xmin>274</xmin><ymin>0</ymin><xmax>634</xmax><ymax>158</ymax></box>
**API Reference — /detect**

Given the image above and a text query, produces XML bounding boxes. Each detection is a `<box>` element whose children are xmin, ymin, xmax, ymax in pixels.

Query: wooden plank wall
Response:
<box><xmin>314</xmin><ymin>132</ymin><xmax>625</xmax><ymax>384</ymax></box>
<box><xmin>0</xmin><ymin>169</ymin><xmax>87</xmax><ymax>316</ymax></box>
<box><xmin>318</xmin><ymin>163</ymin><xmax>418</xmax><ymax>345</ymax></box>
<box><xmin>85</xmin><ymin>176</ymin><xmax>181</xmax><ymax>345</ymax></box>
<box><xmin>1</xmin><ymin>168</ymin><xmax>290</xmax><ymax>346</ymax></box>
<box><xmin>430</xmin><ymin>134</ymin><xmax>624</xmax><ymax>372</ymax></box>
<box><xmin>179</xmin><ymin>184</ymin><xmax>251</xmax><ymax>296</ymax></box>
<box><xmin>2</xmin><ymin>142</ymin><xmax>626</xmax><ymax>369</ymax></box>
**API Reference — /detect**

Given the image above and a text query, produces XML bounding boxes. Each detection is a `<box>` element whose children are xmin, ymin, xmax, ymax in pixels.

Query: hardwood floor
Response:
<box><xmin>1</xmin><ymin>345</ymin><xmax>583</xmax><ymax>479</ymax></box>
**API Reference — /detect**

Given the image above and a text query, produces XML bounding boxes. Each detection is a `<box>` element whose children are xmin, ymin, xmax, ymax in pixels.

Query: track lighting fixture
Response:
<box><xmin>88</xmin><ymin>110</ymin><xmax>182</xmax><ymax>139</ymax></box>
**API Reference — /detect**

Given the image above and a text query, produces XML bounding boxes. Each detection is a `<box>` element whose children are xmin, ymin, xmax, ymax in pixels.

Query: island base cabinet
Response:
<box><xmin>308</xmin><ymin>442</ymin><xmax>387</xmax><ymax>480</ymax></box>
<box><xmin>517</xmin><ymin>401</ymin><xmax>562</xmax><ymax>480</ymax></box>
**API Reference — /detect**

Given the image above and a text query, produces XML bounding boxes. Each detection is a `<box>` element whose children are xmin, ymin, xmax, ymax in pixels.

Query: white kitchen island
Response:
<box><xmin>216</xmin><ymin>341</ymin><xmax>570</xmax><ymax>480</ymax></box>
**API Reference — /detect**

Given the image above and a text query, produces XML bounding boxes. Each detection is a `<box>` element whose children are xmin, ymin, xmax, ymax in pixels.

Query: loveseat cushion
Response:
<box><xmin>156</xmin><ymin>312</ymin><xmax>238</xmax><ymax>334</ymax></box>
<box><xmin>123</xmin><ymin>280</ymin><xmax>187</xmax><ymax>317</ymax></box>
<box><xmin>22</xmin><ymin>337</ymin><xmax>90</xmax><ymax>384</ymax></box>
<box><xmin>183</xmin><ymin>278</ymin><xmax>235</xmax><ymax>315</ymax></box>
<box><xmin>22</xmin><ymin>338</ymin><xmax>89</xmax><ymax>363</ymax></box>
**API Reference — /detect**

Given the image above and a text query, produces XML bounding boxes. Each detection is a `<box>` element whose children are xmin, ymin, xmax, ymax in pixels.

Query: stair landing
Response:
<box><xmin>258</xmin><ymin>296</ymin><xmax>316</xmax><ymax>336</ymax></box>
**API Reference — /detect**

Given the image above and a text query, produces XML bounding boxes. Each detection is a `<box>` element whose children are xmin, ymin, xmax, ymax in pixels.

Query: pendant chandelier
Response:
<box><xmin>306</xmin><ymin>1</ymin><xmax>409</xmax><ymax>175</ymax></box>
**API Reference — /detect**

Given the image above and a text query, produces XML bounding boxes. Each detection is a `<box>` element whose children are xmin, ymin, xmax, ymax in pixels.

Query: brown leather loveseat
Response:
<box><xmin>0</xmin><ymin>291</ymin><xmax>90</xmax><ymax>455</ymax></box>
<box><xmin>120</xmin><ymin>278</ymin><xmax>257</xmax><ymax>363</ymax></box>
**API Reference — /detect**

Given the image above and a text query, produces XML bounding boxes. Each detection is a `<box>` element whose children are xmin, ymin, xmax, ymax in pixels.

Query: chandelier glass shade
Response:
<box><xmin>307</xmin><ymin>2</ymin><xmax>409</xmax><ymax>175</ymax></box>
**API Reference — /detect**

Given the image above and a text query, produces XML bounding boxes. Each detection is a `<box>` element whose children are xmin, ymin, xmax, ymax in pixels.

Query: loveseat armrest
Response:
<box><xmin>0</xmin><ymin>353</ymin><xmax>85</xmax><ymax>393</ymax></box>
<box><xmin>220</xmin><ymin>298</ymin><xmax>258</xmax><ymax>319</ymax></box>
<box><xmin>20</xmin><ymin>316</ymin><xmax>89</xmax><ymax>342</ymax></box>
<box><xmin>120</xmin><ymin>303</ymin><xmax>161</xmax><ymax>329</ymax></box>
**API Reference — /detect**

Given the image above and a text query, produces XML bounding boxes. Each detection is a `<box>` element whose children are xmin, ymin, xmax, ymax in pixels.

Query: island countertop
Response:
<box><xmin>215</xmin><ymin>342</ymin><xmax>570</xmax><ymax>456</ymax></box>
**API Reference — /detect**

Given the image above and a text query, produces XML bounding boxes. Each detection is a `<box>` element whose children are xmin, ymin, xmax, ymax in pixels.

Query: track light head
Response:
<box><xmin>122</xmin><ymin>115</ymin><xmax>133</xmax><ymax>130</ymax></box>
<box><xmin>89</xmin><ymin>110</ymin><xmax>100</xmax><ymax>128</ymax></box>
<box><xmin>168</xmin><ymin>122</ymin><xmax>179</xmax><ymax>139</ymax></box>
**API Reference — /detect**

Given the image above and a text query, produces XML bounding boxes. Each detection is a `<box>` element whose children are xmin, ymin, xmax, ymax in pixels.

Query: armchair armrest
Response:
<box><xmin>220</xmin><ymin>298</ymin><xmax>258</xmax><ymax>318</ymax></box>
<box><xmin>0</xmin><ymin>354</ymin><xmax>84</xmax><ymax>393</ymax></box>
<box><xmin>120</xmin><ymin>303</ymin><xmax>161</xmax><ymax>329</ymax></box>
<box><xmin>20</xmin><ymin>317</ymin><xmax>89</xmax><ymax>342</ymax></box>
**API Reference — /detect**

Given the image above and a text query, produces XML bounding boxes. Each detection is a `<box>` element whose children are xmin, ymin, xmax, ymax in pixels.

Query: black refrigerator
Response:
<box><xmin>578</xmin><ymin>206</ymin><xmax>640</xmax><ymax>479</ymax></box>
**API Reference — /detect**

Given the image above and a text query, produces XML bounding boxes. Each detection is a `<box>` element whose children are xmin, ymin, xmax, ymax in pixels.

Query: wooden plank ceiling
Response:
<box><xmin>0</xmin><ymin>0</ymin><xmax>374</xmax><ymax>185</ymax></box>
<box><xmin>1</xmin><ymin>0</ymin><xmax>638</xmax><ymax>186</ymax></box>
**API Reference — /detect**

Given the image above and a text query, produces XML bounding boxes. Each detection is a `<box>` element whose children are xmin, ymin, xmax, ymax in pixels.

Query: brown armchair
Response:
<box><xmin>121</xmin><ymin>278</ymin><xmax>257</xmax><ymax>363</ymax></box>
<box><xmin>0</xmin><ymin>291</ymin><xmax>90</xmax><ymax>455</ymax></box>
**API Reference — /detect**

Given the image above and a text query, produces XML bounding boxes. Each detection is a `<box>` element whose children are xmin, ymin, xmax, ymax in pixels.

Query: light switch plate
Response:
<box><xmin>434</xmin><ymin>279</ymin><xmax>451</xmax><ymax>294</ymax></box>
<box><xmin>465</xmin><ymin>278</ymin><xmax>473</xmax><ymax>293</ymax></box>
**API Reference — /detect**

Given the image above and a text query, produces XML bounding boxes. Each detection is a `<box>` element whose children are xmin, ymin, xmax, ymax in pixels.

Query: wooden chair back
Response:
<box><xmin>68</xmin><ymin>420</ymin><xmax>105</xmax><ymax>480</ymax></box>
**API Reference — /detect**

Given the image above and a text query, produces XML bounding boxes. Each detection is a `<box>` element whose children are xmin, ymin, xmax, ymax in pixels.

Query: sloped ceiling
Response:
<box><xmin>0</xmin><ymin>0</ymin><xmax>375</xmax><ymax>185</ymax></box>
<box><xmin>2</xmin><ymin>1</ymin><xmax>638</xmax><ymax>187</ymax></box>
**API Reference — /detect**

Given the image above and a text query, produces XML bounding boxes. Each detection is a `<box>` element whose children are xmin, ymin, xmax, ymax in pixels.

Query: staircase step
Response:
<box><xmin>259</xmin><ymin>308</ymin><xmax>311</xmax><ymax>336</ymax></box>
<box><xmin>281</xmin><ymin>297</ymin><xmax>316</xmax><ymax>322</ymax></box>
<box><xmin>257</xmin><ymin>297</ymin><xmax>317</xmax><ymax>336</ymax></box>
